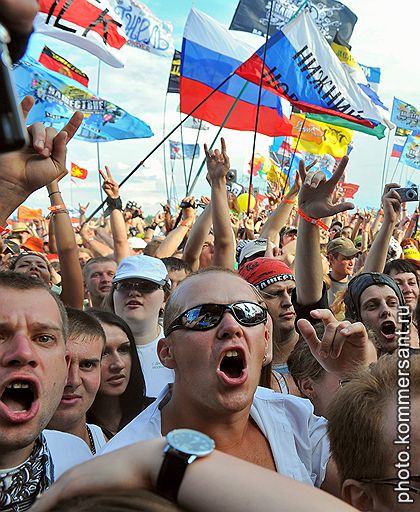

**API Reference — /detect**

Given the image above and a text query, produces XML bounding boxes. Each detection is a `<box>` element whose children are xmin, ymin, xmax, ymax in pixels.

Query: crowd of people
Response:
<box><xmin>1</xmin><ymin>2</ymin><xmax>419</xmax><ymax>511</ymax></box>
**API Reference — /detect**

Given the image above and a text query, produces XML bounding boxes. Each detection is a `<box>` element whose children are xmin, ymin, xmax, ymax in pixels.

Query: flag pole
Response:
<box><xmin>186</xmin><ymin>120</ymin><xmax>203</xmax><ymax>194</ymax></box>
<box><xmin>187</xmin><ymin>82</ymin><xmax>249</xmax><ymax>196</ymax></box>
<box><xmin>95</xmin><ymin>59</ymin><xmax>105</xmax><ymax>214</ymax></box>
<box><xmin>85</xmin><ymin>66</ymin><xmax>243</xmax><ymax>223</ymax></box>
<box><xmin>380</xmin><ymin>127</ymin><xmax>393</xmax><ymax>192</ymax></box>
<box><xmin>162</xmin><ymin>92</ymin><xmax>170</xmax><ymax>204</ymax></box>
<box><xmin>179</xmin><ymin>109</ymin><xmax>189</xmax><ymax>194</ymax></box>
<box><xmin>246</xmin><ymin>0</ymin><xmax>275</xmax><ymax>214</ymax></box>
<box><xmin>282</xmin><ymin>115</ymin><xmax>306</xmax><ymax>196</ymax></box>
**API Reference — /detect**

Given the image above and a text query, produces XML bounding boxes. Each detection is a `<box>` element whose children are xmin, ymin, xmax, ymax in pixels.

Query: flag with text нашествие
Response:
<box><xmin>14</xmin><ymin>56</ymin><xmax>154</xmax><ymax>143</ymax></box>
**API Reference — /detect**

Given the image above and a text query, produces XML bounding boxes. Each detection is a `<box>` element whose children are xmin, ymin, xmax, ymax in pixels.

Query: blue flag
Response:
<box><xmin>14</xmin><ymin>56</ymin><xmax>153</xmax><ymax>142</ymax></box>
<box><xmin>391</xmin><ymin>98</ymin><xmax>420</xmax><ymax>132</ymax></box>
<box><xmin>169</xmin><ymin>140</ymin><xmax>200</xmax><ymax>160</ymax></box>
<box><xmin>400</xmin><ymin>134</ymin><xmax>420</xmax><ymax>170</ymax></box>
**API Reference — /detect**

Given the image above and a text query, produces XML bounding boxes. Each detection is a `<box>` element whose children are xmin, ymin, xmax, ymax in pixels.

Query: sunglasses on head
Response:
<box><xmin>165</xmin><ymin>301</ymin><xmax>267</xmax><ymax>336</ymax></box>
<box><xmin>114</xmin><ymin>280</ymin><xmax>162</xmax><ymax>294</ymax></box>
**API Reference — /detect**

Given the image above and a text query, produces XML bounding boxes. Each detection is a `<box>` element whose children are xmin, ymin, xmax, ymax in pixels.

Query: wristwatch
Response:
<box><xmin>156</xmin><ymin>429</ymin><xmax>215</xmax><ymax>502</ymax></box>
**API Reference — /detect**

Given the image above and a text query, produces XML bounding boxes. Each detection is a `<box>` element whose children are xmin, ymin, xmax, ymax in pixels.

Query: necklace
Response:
<box><xmin>86</xmin><ymin>424</ymin><xmax>96</xmax><ymax>455</ymax></box>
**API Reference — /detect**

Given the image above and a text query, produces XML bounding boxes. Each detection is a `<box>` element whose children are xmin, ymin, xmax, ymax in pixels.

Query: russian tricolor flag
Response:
<box><xmin>391</xmin><ymin>136</ymin><xmax>407</xmax><ymax>158</ymax></box>
<box><xmin>180</xmin><ymin>9</ymin><xmax>293</xmax><ymax>137</ymax></box>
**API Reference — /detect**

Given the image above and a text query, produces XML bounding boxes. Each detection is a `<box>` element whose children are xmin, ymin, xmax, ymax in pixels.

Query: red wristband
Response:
<box><xmin>283</xmin><ymin>198</ymin><xmax>296</xmax><ymax>205</ymax></box>
<box><xmin>297</xmin><ymin>208</ymin><xmax>329</xmax><ymax>231</ymax></box>
<box><xmin>48</xmin><ymin>204</ymin><xmax>66</xmax><ymax>212</ymax></box>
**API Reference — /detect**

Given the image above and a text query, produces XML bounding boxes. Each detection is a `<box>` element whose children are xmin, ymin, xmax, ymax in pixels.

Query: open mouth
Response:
<box><xmin>380</xmin><ymin>321</ymin><xmax>396</xmax><ymax>340</ymax></box>
<box><xmin>126</xmin><ymin>300</ymin><xmax>142</xmax><ymax>307</ymax></box>
<box><xmin>218</xmin><ymin>349</ymin><xmax>247</xmax><ymax>385</ymax></box>
<box><xmin>0</xmin><ymin>379</ymin><xmax>38</xmax><ymax>421</ymax></box>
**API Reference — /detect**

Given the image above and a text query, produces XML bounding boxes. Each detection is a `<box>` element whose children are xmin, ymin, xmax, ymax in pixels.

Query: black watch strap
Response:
<box><xmin>156</xmin><ymin>449</ymin><xmax>190</xmax><ymax>502</ymax></box>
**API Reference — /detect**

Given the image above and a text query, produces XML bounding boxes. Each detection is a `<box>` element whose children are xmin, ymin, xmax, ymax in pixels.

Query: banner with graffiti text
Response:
<box><xmin>14</xmin><ymin>56</ymin><xmax>153</xmax><ymax>142</ymax></box>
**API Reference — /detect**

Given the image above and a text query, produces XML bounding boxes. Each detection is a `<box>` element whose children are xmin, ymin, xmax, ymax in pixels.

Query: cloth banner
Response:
<box><xmin>35</xmin><ymin>0</ymin><xmax>127</xmax><ymax>68</ymax></box>
<box><xmin>400</xmin><ymin>134</ymin><xmax>420</xmax><ymax>170</ymax></box>
<box><xmin>229</xmin><ymin>0</ymin><xmax>357</xmax><ymax>46</ymax></box>
<box><xmin>291</xmin><ymin>114</ymin><xmax>352</xmax><ymax>158</ymax></box>
<box><xmin>17</xmin><ymin>206</ymin><xmax>43</xmax><ymax>222</ymax></box>
<box><xmin>71</xmin><ymin>162</ymin><xmax>89</xmax><ymax>179</ymax></box>
<box><xmin>39</xmin><ymin>46</ymin><xmax>89</xmax><ymax>87</ymax></box>
<box><xmin>14</xmin><ymin>56</ymin><xmax>154</xmax><ymax>142</ymax></box>
<box><xmin>112</xmin><ymin>0</ymin><xmax>174</xmax><ymax>57</ymax></box>
<box><xmin>167</xmin><ymin>49</ymin><xmax>181</xmax><ymax>93</ymax></box>
<box><xmin>169</xmin><ymin>140</ymin><xmax>200</xmax><ymax>160</ymax></box>
<box><xmin>180</xmin><ymin>8</ymin><xmax>292</xmax><ymax>137</ymax></box>
<box><xmin>391</xmin><ymin>135</ymin><xmax>407</xmax><ymax>159</ymax></box>
<box><xmin>235</xmin><ymin>9</ymin><xmax>391</xmax><ymax>134</ymax></box>
<box><xmin>391</xmin><ymin>98</ymin><xmax>420</xmax><ymax>132</ymax></box>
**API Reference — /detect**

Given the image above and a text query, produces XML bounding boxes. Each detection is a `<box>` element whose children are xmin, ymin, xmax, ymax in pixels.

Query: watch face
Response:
<box><xmin>167</xmin><ymin>429</ymin><xmax>215</xmax><ymax>457</ymax></box>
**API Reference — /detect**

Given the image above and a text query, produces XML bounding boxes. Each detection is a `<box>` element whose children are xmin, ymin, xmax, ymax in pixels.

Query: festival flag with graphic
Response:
<box><xmin>169</xmin><ymin>140</ymin><xmax>200</xmax><ymax>160</ymax></box>
<box><xmin>391</xmin><ymin>98</ymin><xmax>420</xmax><ymax>132</ymax></box>
<box><xmin>291</xmin><ymin>114</ymin><xmax>353</xmax><ymax>158</ymax></box>
<box><xmin>180</xmin><ymin>8</ymin><xmax>292</xmax><ymax>137</ymax></box>
<box><xmin>14</xmin><ymin>56</ymin><xmax>153</xmax><ymax>143</ymax></box>
<box><xmin>38</xmin><ymin>46</ymin><xmax>89</xmax><ymax>87</ymax></box>
<box><xmin>35</xmin><ymin>0</ymin><xmax>127</xmax><ymax>68</ymax></box>
<box><xmin>230</xmin><ymin>0</ymin><xmax>358</xmax><ymax>46</ymax></box>
<box><xmin>341</xmin><ymin>182</ymin><xmax>359</xmax><ymax>199</ymax></box>
<box><xmin>71</xmin><ymin>162</ymin><xmax>89</xmax><ymax>179</ymax></box>
<box><xmin>399</xmin><ymin>133</ymin><xmax>420</xmax><ymax>170</ymax></box>
<box><xmin>112</xmin><ymin>0</ymin><xmax>174</xmax><ymax>57</ymax></box>
<box><xmin>290</xmin><ymin>114</ymin><xmax>324</xmax><ymax>144</ymax></box>
<box><xmin>235</xmin><ymin>10</ymin><xmax>391</xmax><ymax>138</ymax></box>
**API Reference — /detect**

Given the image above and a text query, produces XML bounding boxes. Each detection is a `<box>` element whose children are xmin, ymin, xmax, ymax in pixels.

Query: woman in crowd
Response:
<box><xmin>86</xmin><ymin>310</ymin><xmax>153</xmax><ymax>439</ymax></box>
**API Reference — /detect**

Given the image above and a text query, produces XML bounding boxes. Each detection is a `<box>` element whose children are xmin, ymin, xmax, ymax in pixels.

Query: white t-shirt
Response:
<box><xmin>136</xmin><ymin>326</ymin><xmax>174</xmax><ymax>397</ymax></box>
<box><xmin>43</xmin><ymin>429</ymin><xmax>92</xmax><ymax>479</ymax></box>
<box><xmin>87</xmin><ymin>423</ymin><xmax>107</xmax><ymax>453</ymax></box>
<box><xmin>101</xmin><ymin>386</ymin><xmax>329</xmax><ymax>487</ymax></box>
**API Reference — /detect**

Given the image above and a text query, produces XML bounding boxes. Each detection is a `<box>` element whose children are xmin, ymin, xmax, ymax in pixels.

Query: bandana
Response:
<box><xmin>0</xmin><ymin>434</ymin><xmax>54</xmax><ymax>511</ymax></box>
<box><xmin>344</xmin><ymin>272</ymin><xmax>405</xmax><ymax>321</ymax></box>
<box><xmin>238</xmin><ymin>257</ymin><xmax>295</xmax><ymax>290</ymax></box>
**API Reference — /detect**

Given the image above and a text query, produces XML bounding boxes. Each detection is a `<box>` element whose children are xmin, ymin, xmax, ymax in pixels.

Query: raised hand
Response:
<box><xmin>382</xmin><ymin>183</ymin><xmax>402</xmax><ymax>225</ymax></box>
<box><xmin>0</xmin><ymin>96</ymin><xmax>83</xmax><ymax>205</ymax></box>
<box><xmin>181</xmin><ymin>196</ymin><xmax>196</xmax><ymax>224</ymax></box>
<box><xmin>297</xmin><ymin>309</ymin><xmax>373</xmax><ymax>377</ymax></box>
<box><xmin>298</xmin><ymin>156</ymin><xmax>354</xmax><ymax>220</ymax></box>
<box><xmin>204</xmin><ymin>137</ymin><xmax>230</xmax><ymax>184</ymax></box>
<box><xmin>99</xmin><ymin>165</ymin><xmax>120</xmax><ymax>199</ymax></box>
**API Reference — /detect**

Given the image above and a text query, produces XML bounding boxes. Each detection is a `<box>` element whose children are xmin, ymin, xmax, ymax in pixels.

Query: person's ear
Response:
<box><xmin>157</xmin><ymin>337</ymin><xmax>176</xmax><ymax>369</ymax></box>
<box><xmin>299</xmin><ymin>377</ymin><xmax>316</xmax><ymax>399</ymax></box>
<box><xmin>342</xmin><ymin>479</ymin><xmax>374</xmax><ymax>511</ymax></box>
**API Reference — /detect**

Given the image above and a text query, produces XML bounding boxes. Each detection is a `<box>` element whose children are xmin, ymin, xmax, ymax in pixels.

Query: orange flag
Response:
<box><xmin>290</xmin><ymin>114</ymin><xmax>324</xmax><ymax>144</ymax></box>
<box><xmin>71</xmin><ymin>162</ymin><xmax>88</xmax><ymax>180</ymax></box>
<box><xmin>17</xmin><ymin>205</ymin><xmax>43</xmax><ymax>222</ymax></box>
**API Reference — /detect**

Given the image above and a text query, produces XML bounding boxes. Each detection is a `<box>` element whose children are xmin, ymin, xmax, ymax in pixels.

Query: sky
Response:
<box><xmin>21</xmin><ymin>0</ymin><xmax>420</xmax><ymax>217</ymax></box>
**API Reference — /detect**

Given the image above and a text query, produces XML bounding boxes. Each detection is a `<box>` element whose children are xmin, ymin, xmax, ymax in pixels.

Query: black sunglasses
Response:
<box><xmin>165</xmin><ymin>301</ymin><xmax>267</xmax><ymax>336</ymax></box>
<box><xmin>114</xmin><ymin>280</ymin><xmax>162</xmax><ymax>294</ymax></box>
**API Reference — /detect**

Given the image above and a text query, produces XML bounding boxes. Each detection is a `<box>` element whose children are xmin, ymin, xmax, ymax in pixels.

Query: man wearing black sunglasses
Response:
<box><xmin>101</xmin><ymin>268</ymin><xmax>335</xmax><ymax>492</ymax></box>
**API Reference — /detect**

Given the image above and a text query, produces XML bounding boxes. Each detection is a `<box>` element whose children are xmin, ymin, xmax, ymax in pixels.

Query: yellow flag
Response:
<box><xmin>291</xmin><ymin>114</ymin><xmax>353</xmax><ymax>158</ymax></box>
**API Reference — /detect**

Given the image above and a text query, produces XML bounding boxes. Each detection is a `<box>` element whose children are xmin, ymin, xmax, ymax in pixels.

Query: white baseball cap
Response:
<box><xmin>113</xmin><ymin>255</ymin><xmax>170</xmax><ymax>286</ymax></box>
<box><xmin>128</xmin><ymin>237</ymin><xmax>147</xmax><ymax>249</ymax></box>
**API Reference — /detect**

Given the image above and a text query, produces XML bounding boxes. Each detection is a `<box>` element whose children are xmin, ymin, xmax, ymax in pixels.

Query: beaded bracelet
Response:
<box><xmin>297</xmin><ymin>208</ymin><xmax>329</xmax><ymax>231</ymax></box>
<box><xmin>0</xmin><ymin>225</ymin><xmax>11</xmax><ymax>237</ymax></box>
<box><xmin>49</xmin><ymin>204</ymin><xmax>67</xmax><ymax>213</ymax></box>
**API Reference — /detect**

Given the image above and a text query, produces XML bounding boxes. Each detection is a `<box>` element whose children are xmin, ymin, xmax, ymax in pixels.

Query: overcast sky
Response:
<box><xmin>23</xmin><ymin>0</ymin><xmax>420</xmax><ymax>216</ymax></box>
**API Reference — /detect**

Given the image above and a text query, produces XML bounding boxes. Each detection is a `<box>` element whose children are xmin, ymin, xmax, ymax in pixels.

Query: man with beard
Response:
<box><xmin>238</xmin><ymin>258</ymin><xmax>300</xmax><ymax>394</ymax></box>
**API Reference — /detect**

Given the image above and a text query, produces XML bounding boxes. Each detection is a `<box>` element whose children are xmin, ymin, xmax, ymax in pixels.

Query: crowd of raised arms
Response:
<box><xmin>0</xmin><ymin>2</ymin><xmax>419</xmax><ymax>512</ymax></box>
